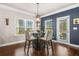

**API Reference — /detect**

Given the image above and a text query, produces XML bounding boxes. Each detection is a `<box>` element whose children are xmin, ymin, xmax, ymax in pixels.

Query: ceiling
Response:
<box><xmin>0</xmin><ymin>3</ymin><xmax>76</xmax><ymax>17</ymax></box>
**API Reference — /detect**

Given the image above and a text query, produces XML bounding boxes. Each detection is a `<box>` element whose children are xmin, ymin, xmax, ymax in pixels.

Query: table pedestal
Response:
<box><xmin>32</xmin><ymin>39</ymin><xmax>45</xmax><ymax>50</ymax></box>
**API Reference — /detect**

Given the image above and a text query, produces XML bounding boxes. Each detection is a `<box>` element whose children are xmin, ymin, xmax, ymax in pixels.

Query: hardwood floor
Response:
<box><xmin>0</xmin><ymin>42</ymin><xmax>79</xmax><ymax>56</ymax></box>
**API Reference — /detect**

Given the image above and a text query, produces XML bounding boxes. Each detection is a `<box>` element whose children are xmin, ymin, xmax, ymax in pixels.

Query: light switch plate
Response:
<box><xmin>73</xmin><ymin>27</ymin><xmax>77</xmax><ymax>30</ymax></box>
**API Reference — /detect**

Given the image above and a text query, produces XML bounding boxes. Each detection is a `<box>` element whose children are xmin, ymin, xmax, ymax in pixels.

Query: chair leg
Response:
<box><xmin>27</xmin><ymin>41</ymin><xmax>31</xmax><ymax>56</ymax></box>
<box><xmin>50</xmin><ymin>41</ymin><xmax>53</xmax><ymax>55</ymax></box>
<box><xmin>24</xmin><ymin>40</ymin><xmax>27</xmax><ymax>56</ymax></box>
<box><xmin>47</xmin><ymin>42</ymin><xmax>49</xmax><ymax>56</ymax></box>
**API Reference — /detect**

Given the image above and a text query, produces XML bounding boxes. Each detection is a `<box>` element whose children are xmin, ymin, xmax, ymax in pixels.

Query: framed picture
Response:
<box><xmin>73</xmin><ymin>18</ymin><xmax>79</xmax><ymax>24</ymax></box>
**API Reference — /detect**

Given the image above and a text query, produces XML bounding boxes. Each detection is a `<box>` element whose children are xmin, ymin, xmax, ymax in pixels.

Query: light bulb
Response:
<box><xmin>36</xmin><ymin>15</ymin><xmax>40</xmax><ymax>22</ymax></box>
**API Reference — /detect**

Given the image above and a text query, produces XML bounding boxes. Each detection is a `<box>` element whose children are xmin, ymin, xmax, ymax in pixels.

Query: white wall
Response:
<box><xmin>0</xmin><ymin>8</ymin><xmax>35</xmax><ymax>46</ymax></box>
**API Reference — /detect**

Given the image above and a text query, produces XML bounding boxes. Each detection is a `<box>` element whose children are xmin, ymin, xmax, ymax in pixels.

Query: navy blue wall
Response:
<box><xmin>41</xmin><ymin>7</ymin><xmax>79</xmax><ymax>45</ymax></box>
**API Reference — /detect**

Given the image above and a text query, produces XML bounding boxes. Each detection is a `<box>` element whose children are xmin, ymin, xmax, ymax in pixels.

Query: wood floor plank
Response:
<box><xmin>0</xmin><ymin>42</ymin><xmax>79</xmax><ymax>56</ymax></box>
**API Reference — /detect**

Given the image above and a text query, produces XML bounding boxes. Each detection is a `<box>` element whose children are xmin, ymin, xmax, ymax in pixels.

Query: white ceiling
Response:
<box><xmin>0</xmin><ymin>3</ymin><xmax>76</xmax><ymax>17</ymax></box>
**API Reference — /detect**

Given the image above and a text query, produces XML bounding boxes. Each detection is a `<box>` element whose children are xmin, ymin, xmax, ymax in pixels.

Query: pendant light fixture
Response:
<box><xmin>36</xmin><ymin>3</ymin><xmax>40</xmax><ymax>22</ymax></box>
<box><xmin>36</xmin><ymin>3</ymin><xmax>40</xmax><ymax>31</ymax></box>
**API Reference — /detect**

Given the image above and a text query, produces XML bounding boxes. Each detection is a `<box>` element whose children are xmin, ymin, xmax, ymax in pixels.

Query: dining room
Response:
<box><xmin>0</xmin><ymin>3</ymin><xmax>79</xmax><ymax>56</ymax></box>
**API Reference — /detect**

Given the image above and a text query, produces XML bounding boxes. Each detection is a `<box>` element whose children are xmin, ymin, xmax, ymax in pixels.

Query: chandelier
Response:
<box><xmin>36</xmin><ymin>3</ymin><xmax>40</xmax><ymax>22</ymax></box>
<box><xmin>36</xmin><ymin>3</ymin><xmax>40</xmax><ymax>30</ymax></box>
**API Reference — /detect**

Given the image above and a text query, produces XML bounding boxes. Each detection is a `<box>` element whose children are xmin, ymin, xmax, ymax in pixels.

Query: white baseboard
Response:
<box><xmin>52</xmin><ymin>40</ymin><xmax>79</xmax><ymax>49</ymax></box>
<box><xmin>0</xmin><ymin>40</ymin><xmax>25</xmax><ymax>47</ymax></box>
<box><xmin>0</xmin><ymin>39</ymin><xmax>79</xmax><ymax>50</ymax></box>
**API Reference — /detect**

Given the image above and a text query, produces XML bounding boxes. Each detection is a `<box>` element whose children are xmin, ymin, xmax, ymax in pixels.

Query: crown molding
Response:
<box><xmin>41</xmin><ymin>3</ymin><xmax>79</xmax><ymax>18</ymax></box>
<box><xmin>0</xmin><ymin>4</ymin><xmax>35</xmax><ymax>17</ymax></box>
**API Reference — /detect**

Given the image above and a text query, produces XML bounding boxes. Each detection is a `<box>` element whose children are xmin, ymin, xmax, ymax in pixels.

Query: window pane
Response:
<box><xmin>28</xmin><ymin>21</ymin><xmax>33</xmax><ymax>28</ymax></box>
<box><xmin>59</xmin><ymin>19</ymin><xmax>67</xmax><ymax>40</ymax></box>
<box><xmin>26</xmin><ymin>20</ymin><xmax>34</xmax><ymax>32</ymax></box>
<box><xmin>16</xmin><ymin>20</ymin><xmax>25</xmax><ymax>34</ymax></box>
<box><xmin>46</xmin><ymin>21</ymin><xmax>52</xmax><ymax>28</ymax></box>
<box><xmin>19</xmin><ymin>20</ymin><xmax>25</xmax><ymax>27</ymax></box>
<box><xmin>16</xmin><ymin>20</ymin><xmax>34</xmax><ymax>34</ymax></box>
<box><xmin>45</xmin><ymin>20</ymin><xmax>52</xmax><ymax>32</ymax></box>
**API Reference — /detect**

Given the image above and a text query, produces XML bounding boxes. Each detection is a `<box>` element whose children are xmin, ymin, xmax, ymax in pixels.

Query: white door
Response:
<box><xmin>57</xmin><ymin>16</ymin><xmax>70</xmax><ymax>43</ymax></box>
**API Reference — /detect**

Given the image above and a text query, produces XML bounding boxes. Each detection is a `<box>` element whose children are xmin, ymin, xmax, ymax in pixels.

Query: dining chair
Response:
<box><xmin>24</xmin><ymin>29</ymin><xmax>36</xmax><ymax>56</ymax></box>
<box><xmin>41</xmin><ymin>30</ymin><xmax>54</xmax><ymax>55</ymax></box>
<box><xmin>46</xmin><ymin>31</ymin><xmax>54</xmax><ymax>55</ymax></box>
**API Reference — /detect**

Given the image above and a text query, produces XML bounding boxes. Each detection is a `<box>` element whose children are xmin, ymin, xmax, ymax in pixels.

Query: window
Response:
<box><xmin>16</xmin><ymin>19</ymin><xmax>34</xmax><ymax>34</ymax></box>
<box><xmin>45</xmin><ymin>20</ymin><xmax>52</xmax><ymax>32</ymax></box>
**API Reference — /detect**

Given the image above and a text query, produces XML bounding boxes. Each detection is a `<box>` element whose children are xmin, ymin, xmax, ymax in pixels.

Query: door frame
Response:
<box><xmin>56</xmin><ymin>15</ymin><xmax>70</xmax><ymax>43</ymax></box>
